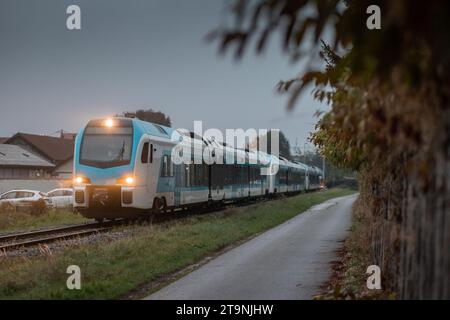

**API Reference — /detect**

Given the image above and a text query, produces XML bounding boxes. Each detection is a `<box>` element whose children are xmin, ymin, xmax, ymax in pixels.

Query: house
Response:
<box><xmin>0</xmin><ymin>144</ymin><xmax>72</xmax><ymax>194</ymax></box>
<box><xmin>60</xmin><ymin>132</ymin><xmax>77</xmax><ymax>140</ymax></box>
<box><xmin>5</xmin><ymin>132</ymin><xmax>75</xmax><ymax>179</ymax></box>
<box><xmin>0</xmin><ymin>144</ymin><xmax>55</xmax><ymax>179</ymax></box>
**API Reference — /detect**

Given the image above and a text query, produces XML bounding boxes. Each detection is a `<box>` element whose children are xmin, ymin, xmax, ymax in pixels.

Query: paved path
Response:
<box><xmin>146</xmin><ymin>194</ymin><xmax>357</xmax><ymax>300</ymax></box>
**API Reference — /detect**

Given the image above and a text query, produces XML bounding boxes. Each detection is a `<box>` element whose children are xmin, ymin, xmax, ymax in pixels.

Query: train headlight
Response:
<box><xmin>75</xmin><ymin>176</ymin><xmax>83</xmax><ymax>184</ymax></box>
<box><xmin>117</xmin><ymin>176</ymin><xmax>135</xmax><ymax>186</ymax></box>
<box><xmin>74</xmin><ymin>176</ymin><xmax>90</xmax><ymax>185</ymax></box>
<box><xmin>104</xmin><ymin>118</ymin><xmax>114</xmax><ymax>127</ymax></box>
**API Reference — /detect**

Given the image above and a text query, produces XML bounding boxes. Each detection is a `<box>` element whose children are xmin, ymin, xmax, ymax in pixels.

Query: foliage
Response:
<box><xmin>211</xmin><ymin>0</ymin><xmax>450</xmax><ymax>167</ymax></box>
<box><xmin>210</xmin><ymin>0</ymin><xmax>450</xmax><ymax>108</ymax></box>
<box><xmin>212</xmin><ymin>0</ymin><xmax>450</xmax><ymax>298</ymax></box>
<box><xmin>252</xmin><ymin>130</ymin><xmax>292</xmax><ymax>160</ymax></box>
<box><xmin>30</xmin><ymin>199</ymin><xmax>47</xmax><ymax>215</ymax></box>
<box><xmin>316</xmin><ymin>197</ymin><xmax>393</xmax><ymax>300</ymax></box>
<box><xmin>119</xmin><ymin>109</ymin><xmax>172</xmax><ymax>127</ymax></box>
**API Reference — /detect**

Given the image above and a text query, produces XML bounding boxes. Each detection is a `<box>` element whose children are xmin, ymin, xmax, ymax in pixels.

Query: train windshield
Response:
<box><xmin>80</xmin><ymin>127</ymin><xmax>133</xmax><ymax>168</ymax></box>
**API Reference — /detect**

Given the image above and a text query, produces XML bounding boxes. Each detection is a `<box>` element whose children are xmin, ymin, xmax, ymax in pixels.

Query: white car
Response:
<box><xmin>0</xmin><ymin>190</ymin><xmax>51</xmax><ymax>213</ymax></box>
<box><xmin>46</xmin><ymin>188</ymin><xmax>73</xmax><ymax>209</ymax></box>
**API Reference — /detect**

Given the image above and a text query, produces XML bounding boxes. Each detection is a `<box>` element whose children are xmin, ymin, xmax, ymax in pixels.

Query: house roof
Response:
<box><xmin>5</xmin><ymin>132</ymin><xmax>74</xmax><ymax>163</ymax></box>
<box><xmin>0</xmin><ymin>144</ymin><xmax>55</xmax><ymax>168</ymax></box>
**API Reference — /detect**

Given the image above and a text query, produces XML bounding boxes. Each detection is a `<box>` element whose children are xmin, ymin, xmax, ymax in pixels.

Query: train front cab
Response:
<box><xmin>73</xmin><ymin>118</ymin><xmax>169</xmax><ymax>218</ymax></box>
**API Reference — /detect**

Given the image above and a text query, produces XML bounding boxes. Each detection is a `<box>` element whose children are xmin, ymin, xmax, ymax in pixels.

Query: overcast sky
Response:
<box><xmin>0</xmin><ymin>0</ymin><xmax>329</xmax><ymax>150</ymax></box>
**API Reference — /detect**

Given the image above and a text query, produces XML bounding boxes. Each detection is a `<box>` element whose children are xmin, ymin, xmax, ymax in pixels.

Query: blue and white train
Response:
<box><xmin>73</xmin><ymin>118</ymin><xmax>323</xmax><ymax>220</ymax></box>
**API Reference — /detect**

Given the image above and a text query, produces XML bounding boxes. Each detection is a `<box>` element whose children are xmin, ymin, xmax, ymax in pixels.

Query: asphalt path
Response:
<box><xmin>147</xmin><ymin>194</ymin><xmax>357</xmax><ymax>300</ymax></box>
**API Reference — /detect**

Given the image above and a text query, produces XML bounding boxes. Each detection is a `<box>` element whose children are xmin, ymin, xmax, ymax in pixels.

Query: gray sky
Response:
<box><xmin>0</xmin><ymin>0</ymin><xmax>329</xmax><ymax>149</ymax></box>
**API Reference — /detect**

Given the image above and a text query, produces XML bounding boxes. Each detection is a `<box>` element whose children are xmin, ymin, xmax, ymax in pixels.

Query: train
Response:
<box><xmin>73</xmin><ymin>117</ymin><xmax>323</xmax><ymax>221</ymax></box>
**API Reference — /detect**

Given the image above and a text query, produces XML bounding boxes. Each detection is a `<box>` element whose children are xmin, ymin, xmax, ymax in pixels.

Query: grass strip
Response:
<box><xmin>0</xmin><ymin>188</ymin><xmax>356</xmax><ymax>299</ymax></box>
<box><xmin>0</xmin><ymin>209</ymin><xmax>88</xmax><ymax>233</ymax></box>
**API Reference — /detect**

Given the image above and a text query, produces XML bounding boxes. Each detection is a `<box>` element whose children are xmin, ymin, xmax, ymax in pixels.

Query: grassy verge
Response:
<box><xmin>0</xmin><ymin>209</ymin><xmax>88</xmax><ymax>233</ymax></box>
<box><xmin>0</xmin><ymin>188</ymin><xmax>356</xmax><ymax>299</ymax></box>
<box><xmin>316</xmin><ymin>196</ymin><xmax>394</xmax><ymax>299</ymax></box>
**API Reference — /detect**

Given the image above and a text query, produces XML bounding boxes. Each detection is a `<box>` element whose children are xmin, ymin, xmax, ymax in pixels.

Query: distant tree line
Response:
<box><xmin>117</xmin><ymin>108</ymin><xmax>172</xmax><ymax>127</ymax></box>
<box><xmin>250</xmin><ymin>131</ymin><xmax>292</xmax><ymax>160</ymax></box>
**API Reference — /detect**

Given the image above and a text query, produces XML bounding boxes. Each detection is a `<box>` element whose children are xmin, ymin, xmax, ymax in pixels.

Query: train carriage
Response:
<box><xmin>73</xmin><ymin>117</ymin><xmax>320</xmax><ymax>220</ymax></box>
<box><xmin>307</xmin><ymin>166</ymin><xmax>323</xmax><ymax>191</ymax></box>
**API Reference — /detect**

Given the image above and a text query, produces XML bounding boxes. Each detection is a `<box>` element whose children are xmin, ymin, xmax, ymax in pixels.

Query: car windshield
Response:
<box><xmin>80</xmin><ymin>127</ymin><xmax>133</xmax><ymax>168</ymax></box>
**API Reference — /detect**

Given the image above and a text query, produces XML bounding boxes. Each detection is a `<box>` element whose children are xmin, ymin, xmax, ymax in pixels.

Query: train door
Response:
<box><xmin>174</xmin><ymin>164</ymin><xmax>183</xmax><ymax>207</ymax></box>
<box><xmin>135</xmin><ymin>140</ymin><xmax>154</xmax><ymax>208</ymax></box>
<box><xmin>286</xmin><ymin>168</ymin><xmax>290</xmax><ymax>192</ymax></box>
<box><xmin>247</xmin><ymin>165</ymin><xmax>251</xmax><ymax>196</ymax></box>
<box><xmin>211</xmin><ymin>164</ymin><xmax>225</xmax><ymax>201</ymax></box>
<box><xmin>266</xmin><ymin>168</ymin><xmax>274</xmax><ymax>194</ymax></box>
<box><xmin>260</xmin><ymin>167</ymin><xmax>265</xmax><ymax>195</ymax></box>
<box><xmin>148</xmin><ymin>142</ymin><xmax>159</xmax><ymax>190</ymax></box>
<box><xmin>208</xmin><ymin>164</ymin><xmax>212</xmax><ymax>200</ymax></box>
<box><xmin>305</xmin><ymin>171</ymin><xmax>310</xmax><ymax>191</ymax></box>
<box><xmin>140</xmin><ymin>141</ymin><xmax>150</xmax><ymax>190</ymax></box>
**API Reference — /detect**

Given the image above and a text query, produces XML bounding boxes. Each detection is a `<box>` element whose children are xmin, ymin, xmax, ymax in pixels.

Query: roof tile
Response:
<box><xmin>6</xmin><ymin>133</ymin><xmax>74</xmax><ymax>163</ymax></box>
<box><xmin>0</xmin><ymin>144</ymin><xmax>55</xmax><ymax>168</ymax></box>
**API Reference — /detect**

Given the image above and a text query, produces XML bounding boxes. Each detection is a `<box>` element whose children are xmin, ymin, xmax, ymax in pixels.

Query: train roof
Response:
<box><xmin>84</xmin><ymin>118</ymin><xmax>322</xmax><ymax>172</ymax></box>
<box><xmin>131</xmin><ymin>118</ymin><xmax>177</xmax><ymax>140</ymax></box>
<box><xmin>308</xmin><ymin>166</ymin><xmax>323</xmax><ymax>175</ymax></box>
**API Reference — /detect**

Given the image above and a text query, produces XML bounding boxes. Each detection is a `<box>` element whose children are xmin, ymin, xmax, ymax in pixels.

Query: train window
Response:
<box><xmin>161</xmin><ymin>156</ymin><xmax>167</xmax><ymax>176</ymax></box>
<box><xmin>210</xmin><ymin>164</ymin><xmax>222</xmax><ymax>188</ymax></box>
<box><xmin>237</xmin><ymin>166</ymin><xmax>241</xmax><ymax>184</ymax></box>
<box><xmin>241</xmin><ymin>166</ymin><xmax>246</xmax><ymax>185</ymax></box>
<box><xmin>200</xmin><ymin>164</ymin><xmax>207</xmax><ymax>186</ymax></box>
<box><xmin>251</xmin><ymin>167</ymin><xmax>255</xmax><ymax>184</ymax></box>
<box><xmin>192</xmin><ymin>164</ymin><xmax>204</xmax><ymax>186</ymax></box>
<box><xmin>161</xmin><ymin>155</ymin><xmax>174</xmax><ymax>177</ymax></box>
<box><xmin>80</xmin><ymin>126</ymin><xmax>133</xmax><ymax>168</ymax></box>
<box><xmin>169</xmin><ymin>157</ymin><xmax>173</xmax><ymax>176</ymax></box>
<box><xmin>150</xmin><ymin>144</ymin><xmax>153</xmax><ymax>163</ymax></box>
<box><xmin>228</xmin><ymin>165</ymin><xmax>235</xmax><ymax>185</ymax></box>
<box><xmin>189</xmin><ymin>164</ymin><xmax>195</xmax><ymax>186</ymax></box>
<box><xmin>193</xmin><ymin>165</ymin><xmax>199</xmax><ymax>186</ymax></box>
<box><xmin>279</xmin><ymin>168</ymin><xmax>286</xmax><ymax>185</ymax></box>
<box><xmin>141</xmin><ymin>142</ymin><xmax>149</xmax><ymax>163</ymax></box>
<box><xmin>154</xmin><ymin>124</ymin><xmax>167</xmax><ymax>135</ymax></box>
<box><xmin>256</xmin><ymin>167</ymin><xmax>260</xmax><ymax>184</ymax></box>
<box><xmin>194</xmin><ymin>164</ymin><xmax>205</xmax><ymax>186</ymax></box>
<box><xmin>185</xmin><ymin>164</ymin><xmax>191</xmax><ymax>187</ymax></box>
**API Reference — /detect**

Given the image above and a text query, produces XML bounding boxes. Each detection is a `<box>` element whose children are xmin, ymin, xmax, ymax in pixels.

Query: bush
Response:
<box><xmin>0</xmin><ymin>202</ymin><xmax>15</xmax><ymax>213</ymax></box>
<box><xmin>30</xmin><ymin>200</ymin><xmax>47</xmax><ymax>216</ymax></box>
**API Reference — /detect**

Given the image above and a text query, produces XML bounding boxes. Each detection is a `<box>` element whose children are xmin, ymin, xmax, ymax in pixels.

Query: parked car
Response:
<box><xmin>46</xmin><ymin>188</ymin><xmax>73</xmax><ymax>209</ymax></box>
<box><xmin>0</xmin><ymin>190</ymin><xmax>51</xmax><ymax>214</ymax></box>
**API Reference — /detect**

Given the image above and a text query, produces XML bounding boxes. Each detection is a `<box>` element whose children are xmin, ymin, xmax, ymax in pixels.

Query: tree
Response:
<box><xmin>211</xmin><ymin>0</ymin><xmax>450</xmax><ymax>299</ymax></box>
<box><xmin>209</xmin><ymin>0</ymin><xmax>449</xmax><ymax>108</ymax></box>
<box><xmin>251</xmin><ymin>130</ymin><xmax>292</xmax><ymax>160</ymax></box>
<box><xmin>119</xmin><ymin>109</ymin><xmax>172</xmax><ymax>127</ymax></box>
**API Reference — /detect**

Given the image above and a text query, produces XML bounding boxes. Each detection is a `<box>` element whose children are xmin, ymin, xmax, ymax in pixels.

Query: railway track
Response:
<box><xmin>0</xmin><ymin>220</ymin><xmax>122</xmax><ymax>252</ymax></box>
<box><xmin>0</xmin><ymin>193</ymin><xmax>293</xmax><ymax>253</ymax></box>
